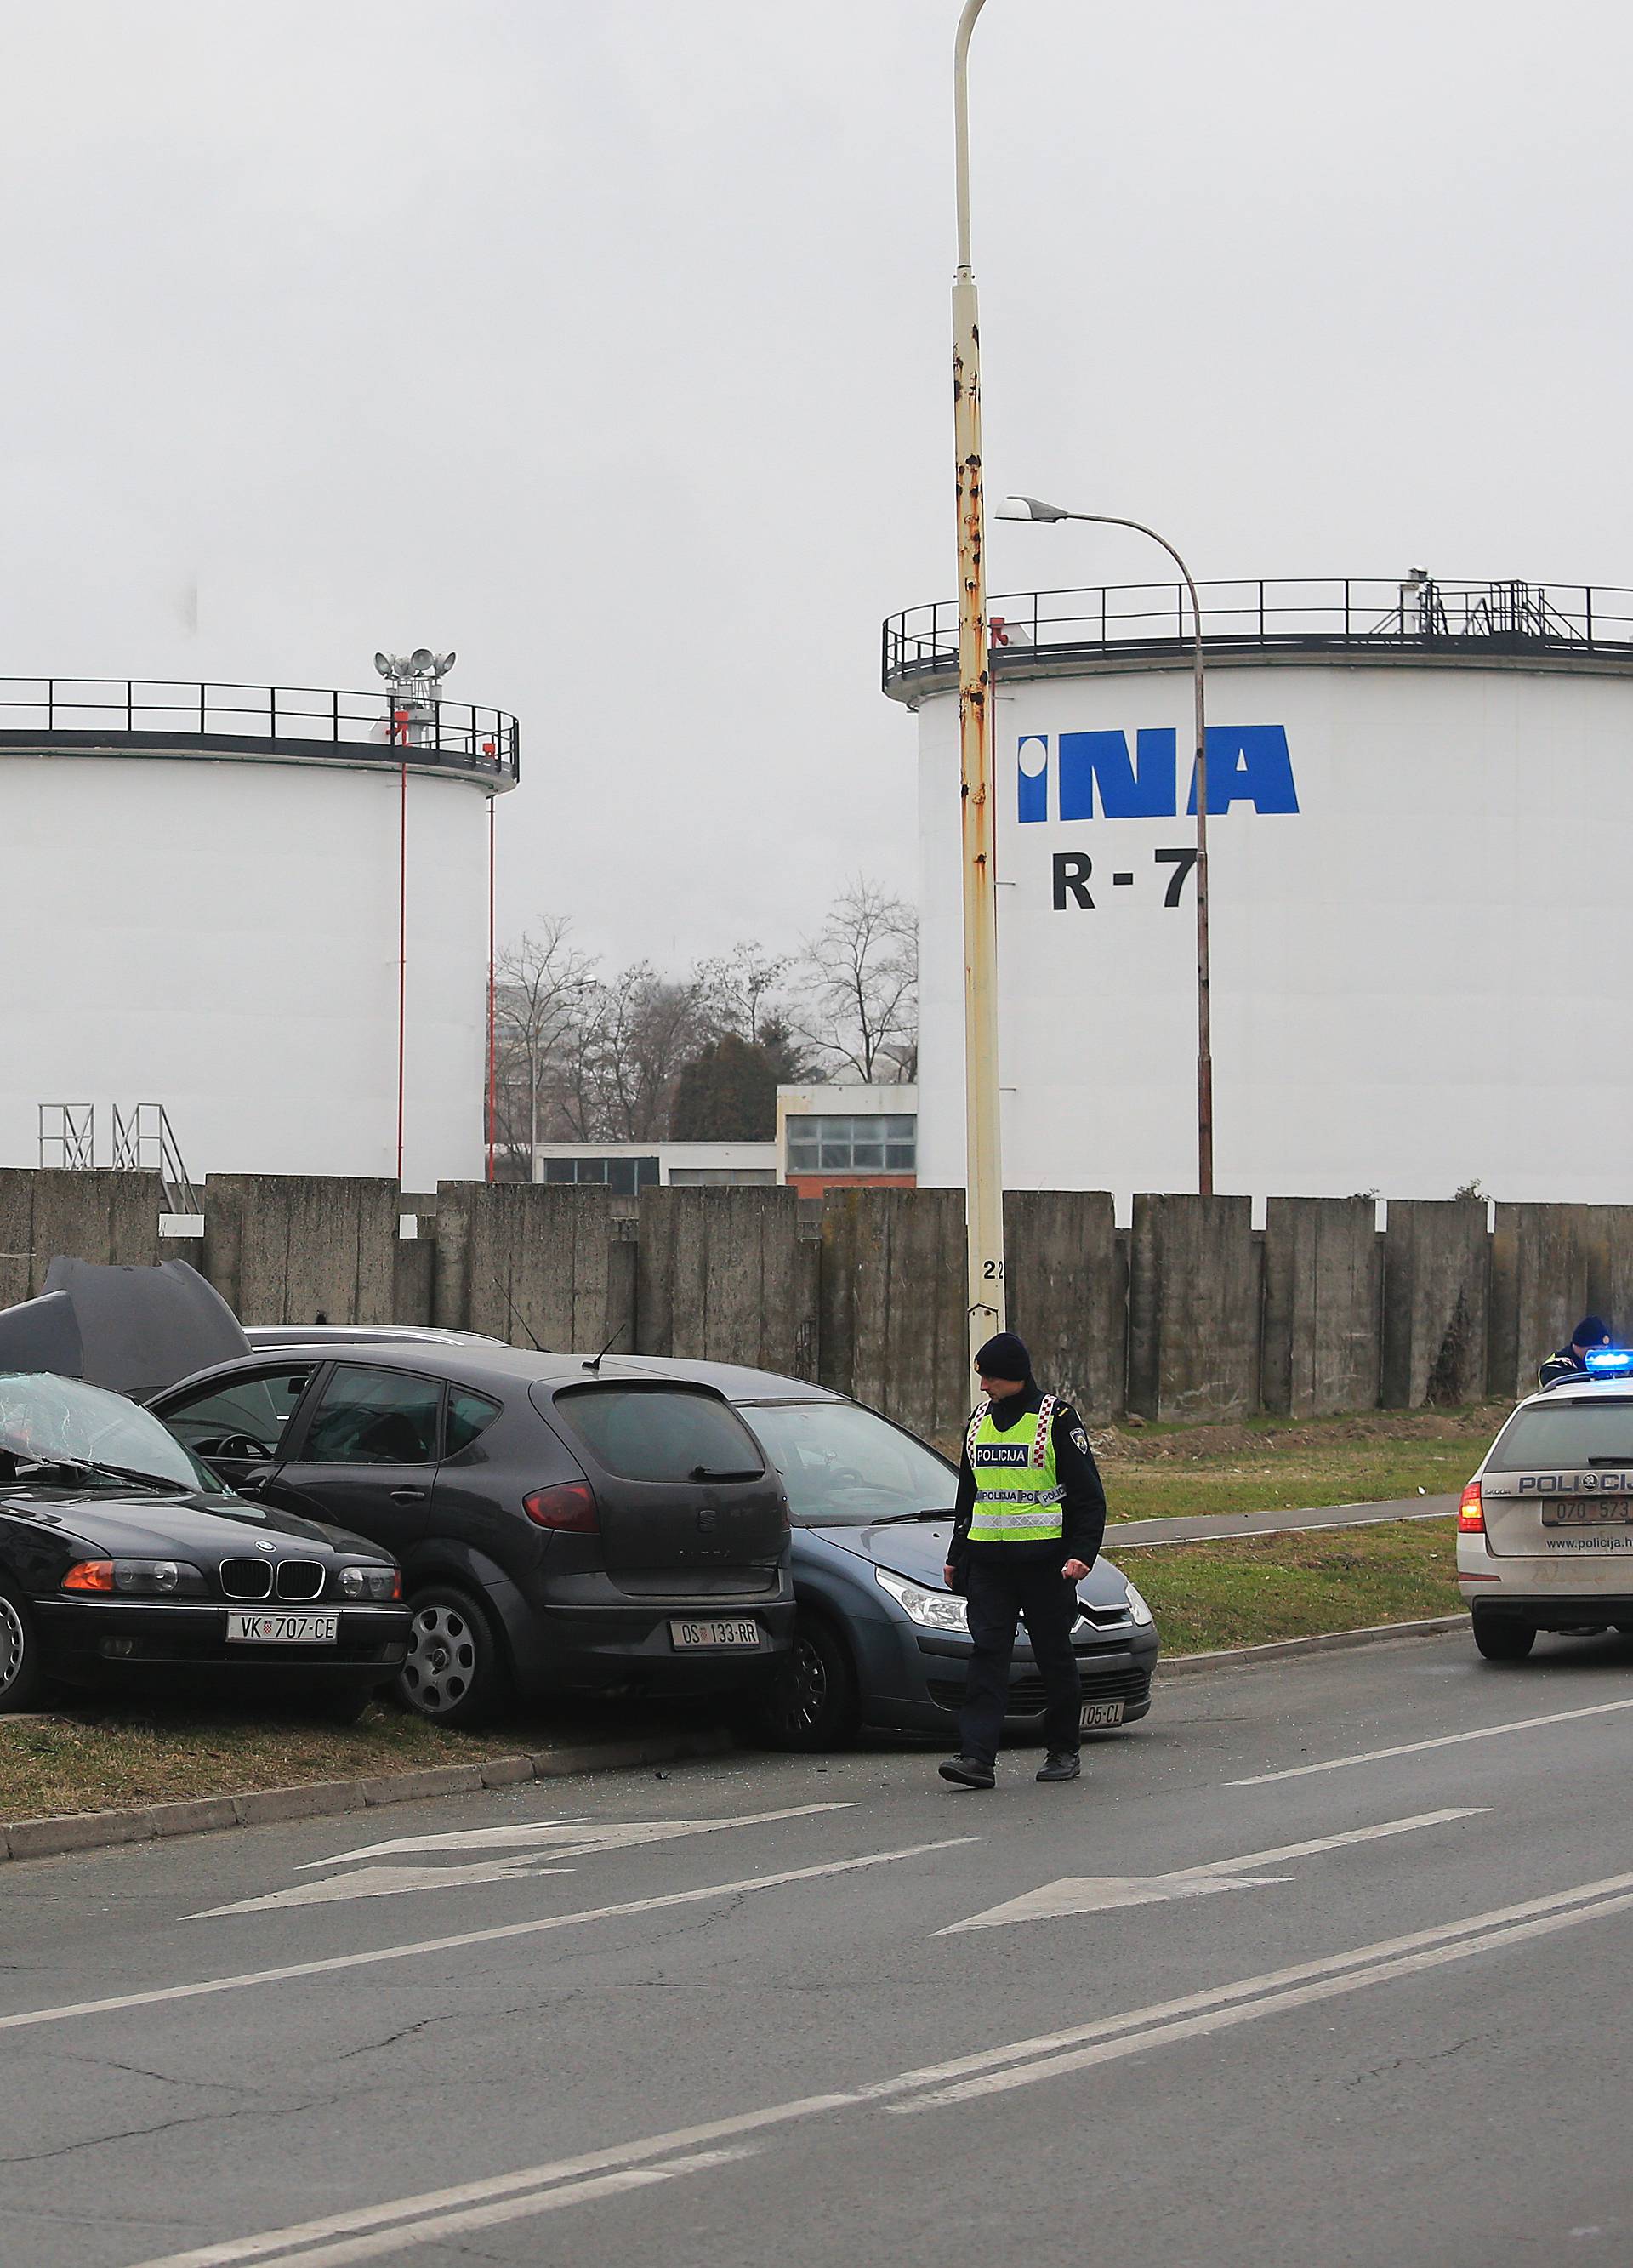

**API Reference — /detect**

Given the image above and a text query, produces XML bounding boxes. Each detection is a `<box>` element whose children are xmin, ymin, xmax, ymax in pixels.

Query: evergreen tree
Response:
<box><xmin>672</xmin><ymin>1034</ymin><xmax>780</xmax><ymax>1139</ymax></box>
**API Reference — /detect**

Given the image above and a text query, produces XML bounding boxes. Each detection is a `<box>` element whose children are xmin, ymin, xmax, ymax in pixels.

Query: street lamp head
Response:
<box><xmin>996</xmin><ymin>494</ymin><xmax>1073</xmax><ymax>523</ymax></box>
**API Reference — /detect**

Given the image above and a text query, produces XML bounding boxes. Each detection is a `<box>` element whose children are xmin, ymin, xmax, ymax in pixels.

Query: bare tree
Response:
<box><xmin>791</xmin><ymin>876</ymin><xmax>918</xmax><ymax>1084</ymax></box>
<box><xmin>693</xmin><ymin>944</ymin><xmax>793</xmax><ymax>1047</ymax></box>
<box><xmin>568</xmin><ymin>964</ymin><xmax>708</xmax><ymax>1142</ymax></box>
<box><xmin>492</xmin><ymin>918</ymin><xmax>597</xmax><ymax>1171</ymax></box>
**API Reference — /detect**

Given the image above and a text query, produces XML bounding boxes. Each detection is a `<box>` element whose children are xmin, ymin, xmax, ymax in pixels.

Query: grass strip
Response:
<box><xmin>1098</xmin><ymin>1408</ymin><xmax>1500</xmax><ymax>1523</ymax></box>
<box><xmin>0</xmin><ymin>1694</ymin><xmax>696</xmax><ymax>1826</ymax></box>
<box><xmin>1128</xmin><ymin>1517</ymin><xmax>1460</xmax><ymax>1656</ymax></box>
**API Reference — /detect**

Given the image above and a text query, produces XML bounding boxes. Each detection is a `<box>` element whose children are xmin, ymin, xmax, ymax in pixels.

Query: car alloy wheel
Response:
<box><xmin>753</xmin><ymin>1614</ymin><xmax>859</xmax><ymax>1752</ymax></box>
<box><xmin>0</xmin><ymin>1585</ymin><xmax>43</xmax><ymax>1713</ymax></box>
<box><xmin>784</xmin><ymin>1633</ymin><xmax>828</xmax><ymax>1733</ymax></box>
<box><xmin>397</xmin><ymin>1586</ymin><xmax>503</xmax><ymax>1727</ymax></box>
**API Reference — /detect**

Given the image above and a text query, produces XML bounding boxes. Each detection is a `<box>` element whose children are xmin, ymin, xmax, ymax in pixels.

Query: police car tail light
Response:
<box><xmin>1457</xmin><ymin>1481</ymin><xmax>1485</xmax><ymax>1533</ymax></box>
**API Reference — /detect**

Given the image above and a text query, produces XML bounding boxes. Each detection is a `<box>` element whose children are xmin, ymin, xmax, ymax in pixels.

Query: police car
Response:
<box><xmin>1459</xmin><ymin>1350</ymin><xmax>1633</xmax><ymax>1660</ymax></box>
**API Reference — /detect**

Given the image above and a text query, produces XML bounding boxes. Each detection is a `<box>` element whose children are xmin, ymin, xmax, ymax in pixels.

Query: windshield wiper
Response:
<box><xmin>60</xmin><ymin>1458</ymin><xmax>192</xmax><ymax>1495</ymax></box>
<box><xmin>871</xmin><ymin>1507</ymin><xmax>957</xmax><ymax>1525</ymax></box>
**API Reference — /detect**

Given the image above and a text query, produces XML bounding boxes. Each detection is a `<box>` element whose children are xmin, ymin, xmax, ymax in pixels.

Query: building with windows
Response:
<box><xmin>530</xmin><ymin>1142</ymin><xmax>777</xmax><ymax>1194</ymax></box>
<box><xmin>776</xmin><ymin>1085</ymin><xmax>918</xmax><ymax>1199</ymax></box>
<box><xmin>517</xmin><ymin>1086</ymin><xmax>919</xmax><ymax>1198</ymax></box>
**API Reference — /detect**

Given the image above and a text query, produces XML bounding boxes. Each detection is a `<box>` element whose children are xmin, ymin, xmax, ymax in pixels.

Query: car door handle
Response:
<box><xmin>390</xmin><ymin>1488</ymin><xmax>426</xmax><ymax>1505</ymax></box>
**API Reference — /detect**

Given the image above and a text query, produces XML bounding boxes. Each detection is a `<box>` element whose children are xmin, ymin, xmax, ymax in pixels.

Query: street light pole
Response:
<box><xmin>953</xmin><ymin>0</ymin><xmax>1005</xmax><ymax>1354</ymax></box>
<box><xmin>996</xmin><ymin>498</ymin><xmax>1214</xmax><ymax>1195</ymax></box>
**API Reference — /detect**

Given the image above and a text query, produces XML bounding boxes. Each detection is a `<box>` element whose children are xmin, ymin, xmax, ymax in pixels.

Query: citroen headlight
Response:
<box><xmin>1124</xmin><ymin>1580</ymin><xmax>1154</xmax><ymax>1627</ymax></box>
<box><xmin>874</xmin><ymin>1566</ymin><xmax>969</xmax><ymax>1632</ymax></box>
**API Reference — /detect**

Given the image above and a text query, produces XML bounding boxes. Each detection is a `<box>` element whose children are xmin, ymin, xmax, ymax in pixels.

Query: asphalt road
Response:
<box><xmin>6</xmin><ymin>1628</ymin><xmax>1633</xmax><ymax>2268</ymax></box>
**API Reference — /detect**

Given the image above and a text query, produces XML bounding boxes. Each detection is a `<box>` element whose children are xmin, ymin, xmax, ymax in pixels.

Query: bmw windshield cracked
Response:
<box><xmin>0</xmin><ymin>1372</ymin><xmax>407</xmax><ymax>1717</ymax></box>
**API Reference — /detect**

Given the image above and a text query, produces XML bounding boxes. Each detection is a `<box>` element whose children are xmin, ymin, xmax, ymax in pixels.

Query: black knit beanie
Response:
<box><xmin>974</xmin><ymin>1331</ymin><xmax>1032</xmax><ymax>1382</ymax></box>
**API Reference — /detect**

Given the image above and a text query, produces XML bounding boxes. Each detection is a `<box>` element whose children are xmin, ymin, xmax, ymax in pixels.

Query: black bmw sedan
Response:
<box><xmin>0</xmin><ymin>1372</ymin><xmax>408</xmax><ymax>1718</ymax></box>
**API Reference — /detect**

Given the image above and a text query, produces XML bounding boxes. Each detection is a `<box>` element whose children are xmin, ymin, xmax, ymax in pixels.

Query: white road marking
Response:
<box><xmin>217</xmin><ymin>2147</ymin><xmax>765</xmax><ymax>2268</ymax></box>
<box><xmin>937</xmin><ymin>1807</ymin><xmax>1486</xmax><ymax>1931</ymax></box>
<box><xmin>123</xmin><ymin>1860</ymin><xmax>1633</xmax><ymax>2268</ymax></box>
<box><xmin>0</xmin><ymin>1839</ymin><xmax>976</xmax><ymax>2037</ymax></box>
<box><xmin>898</xmin><ymin>1881</ymin><xmax>1633</xmax><ymax>2109</ymax></box>
<box><xmin>306</xmin><ymin>1802</ymin><xmax>855</xmax><ymax>1868</ymax></box>
<box><xmin>1231</xmin><ymin>1695</ymin><xmax>1633</xmax><ymax>1786</ymax></box>
<box><xmin>186</xmin><ymin>1804</ymin><xmax>861</xmax><ymax>1917</ymax></box>
<box><xmin>192</xmin><ymin>1857</ymin><xmax>564</xmax><ymax>1917</ymax></box>
<box><xmin>940</xmin><ymin>1872</ymin><xmax>1289</xmax><ymax>1923</ymax></box>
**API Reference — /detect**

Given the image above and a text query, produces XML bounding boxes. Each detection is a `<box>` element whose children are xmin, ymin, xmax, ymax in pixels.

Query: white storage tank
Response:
<box><xmin>1</xmin><ymin>672</ymin><xmax>518</xmax><ymax>1189</ymax></box>
<box><xmin>886</xmin><ymin>576</ymin><xmax>1633</xmax><ymax>1205</ymax></box>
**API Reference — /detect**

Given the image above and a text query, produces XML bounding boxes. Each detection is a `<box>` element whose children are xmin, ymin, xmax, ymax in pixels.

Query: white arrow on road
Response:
<box><xmin>302</xmin><ymin>1802</ymin><xmax>855</xmax><ymax>1870</ymax></box>
<box><xmin>190</xmin><ymin>1804</ymin><xmax>857</xmax><ymax>1918</ymax></box>
<box><xmin>937</xmin><ymin>1807</ymin><xmax>1488</xmax><ymax>1932</ymax></box>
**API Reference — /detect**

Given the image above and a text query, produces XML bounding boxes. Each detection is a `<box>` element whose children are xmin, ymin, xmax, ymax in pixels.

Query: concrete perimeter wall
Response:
<box><xmin>24</xmin><ymin>1171</ymin><xmax>1633</xmax><ymax>1438</ymax></box>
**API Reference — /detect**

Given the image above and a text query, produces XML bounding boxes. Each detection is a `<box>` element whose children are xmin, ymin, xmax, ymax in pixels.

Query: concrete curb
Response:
<box><xmin>1156</xmin><ymin>1612</ymin><xmax>1470</xmax><ymax>1681</ymax></box>
<box><xmin>0</xmin><ymin>1727</ymin><xmax>734</xmax><ymax>1866</ymax></box>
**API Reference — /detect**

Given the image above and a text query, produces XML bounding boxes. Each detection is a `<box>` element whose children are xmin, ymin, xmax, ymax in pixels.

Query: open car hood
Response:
<box><xmin>0</xmin><ymin>1261</ymin><xmax>249</xmax><ymax>1398</ymax></box>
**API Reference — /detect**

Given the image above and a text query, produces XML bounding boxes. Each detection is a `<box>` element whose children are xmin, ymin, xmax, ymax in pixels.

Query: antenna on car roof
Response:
<box><xmin>486</xmin><ymin>1271</ymin><xmax>542</xmax><ymax>1352</ymax></box>
<box><xmin>583</xmin><ymin>1323</ymin><xmax>628</xmax><ymax>1373</ymax></box>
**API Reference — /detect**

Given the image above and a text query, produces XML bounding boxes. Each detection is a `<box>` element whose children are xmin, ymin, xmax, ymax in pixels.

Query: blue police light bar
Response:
<box><xmin>1584</xmin><ymin>1349</ymin><xmax>1633</xmax><ymax>1373</ymax></box>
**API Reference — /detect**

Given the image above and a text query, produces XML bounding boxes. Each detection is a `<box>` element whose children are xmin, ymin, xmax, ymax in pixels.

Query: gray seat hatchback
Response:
<box><xmin>151</xmin><ymin>1344</ymin><xmax>794</xmax><ymax>1724</ymax></box>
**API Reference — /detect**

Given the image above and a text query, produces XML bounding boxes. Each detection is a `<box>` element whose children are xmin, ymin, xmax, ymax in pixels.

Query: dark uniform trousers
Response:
<box><xmin>959</xmin><ymin>1556</ymin><xmax>1082</xmax><ymax>1766</ymax></box>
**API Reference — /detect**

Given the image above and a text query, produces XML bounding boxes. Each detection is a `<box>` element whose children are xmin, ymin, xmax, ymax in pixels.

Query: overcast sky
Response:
<box><xmin>5</xmin><ymin>0</ymin><xmax>1627</xmax><ymax>976</ymax></box>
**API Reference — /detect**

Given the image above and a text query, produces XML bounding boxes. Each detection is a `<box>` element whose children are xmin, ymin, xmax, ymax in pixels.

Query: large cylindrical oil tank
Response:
<box><xmin>886</xmin><ymin>576</ymin><xmax>1633</xmax><ymax>1204</ymax></box>
<box><xmin>1</xmin><ymin>677</ymin><xmax>518</xmax><ymax>1189</ymax></box>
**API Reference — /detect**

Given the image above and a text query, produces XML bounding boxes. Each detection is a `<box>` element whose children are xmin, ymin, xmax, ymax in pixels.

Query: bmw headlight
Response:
<box><xmin>62</xmin><ymin>1559</ymin><xmax>208</xmax><ymax>1596</ymax></box>
<box><xmin>1124</xmin><ymin>1580</ymin><xmax>1154</xmax><ymax>1627</ymax></box>
<box><xmin>338</xmin><ymin>1564</ymin><xmax>401</xmax><ymax>1602</ymax></box>
<box><xmin>874</xmin><ymin>1566</ymin><xmax>969</xmax><ymax>1632</ymax></box>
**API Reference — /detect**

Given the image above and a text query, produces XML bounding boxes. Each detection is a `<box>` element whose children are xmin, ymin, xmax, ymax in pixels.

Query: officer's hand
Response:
<box><xmin>943</xmin><ymin>1564</ymin><xmax>958</xmax><ymax>1585</ymax></box>
<box><xmin>1061</xmin><ymin>1558</ymin><xmax>1090</xmax><ymax>1581</ymax></box>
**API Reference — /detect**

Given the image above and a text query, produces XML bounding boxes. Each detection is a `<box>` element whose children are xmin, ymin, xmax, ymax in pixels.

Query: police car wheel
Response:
<box><xmin>749</xmin><ymin>1614</ymin><xmax>859</xmax><ymax>1752</ymax></box>
<box><xmin>1472</xmin><ymin>1612</ymin><xmax>1535</xmax><ymax>1663</ymax></box>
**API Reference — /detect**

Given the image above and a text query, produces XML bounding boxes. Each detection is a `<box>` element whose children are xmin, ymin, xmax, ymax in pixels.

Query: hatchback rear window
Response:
<box><xmin>549</xmin><ymin>1388</ymin><xmax>765</xmax><ymax>1484</ymax></box>
<box><xmin>1487</xmin><ymin>1400</ymin><xmax>1633</xmax><ymax>1472</ymax></box>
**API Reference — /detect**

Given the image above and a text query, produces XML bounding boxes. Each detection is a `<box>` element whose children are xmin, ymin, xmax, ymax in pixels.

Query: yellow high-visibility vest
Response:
<box><xmin>964</xmin><ymin>1396</ymin><xmax>1063</xmax><ymax>1544</ymax></box>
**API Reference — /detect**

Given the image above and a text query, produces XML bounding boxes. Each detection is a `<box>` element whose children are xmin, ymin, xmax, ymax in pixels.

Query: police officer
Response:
<box><xmin>938</xmin><ymin>1331</ymin><xmax>1107</xmax><ymax>1791</ymax></box>
<box><xmin>1538</xmin><ymin>1316</ymin><xmax>1613</xmax><ymax>1390</ymax></box>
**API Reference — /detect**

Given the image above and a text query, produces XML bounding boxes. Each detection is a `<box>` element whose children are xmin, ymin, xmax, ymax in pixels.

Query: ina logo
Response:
<box><xmin>1017</xmin><ymin>727</ymin><xmax>1299</xmax><ymax>822</ymax></box>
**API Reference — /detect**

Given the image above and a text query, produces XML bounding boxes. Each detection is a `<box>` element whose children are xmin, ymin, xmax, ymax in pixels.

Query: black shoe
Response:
<box><xmin>1036</xmin><ymin>1752</ymin><xmax>1082</xmax><ymax>1782</ymax></box>
<box><xmin>939</xmin><ymin>1755</ymin><xmax>996</xmax><ymax>1790</ymax></box>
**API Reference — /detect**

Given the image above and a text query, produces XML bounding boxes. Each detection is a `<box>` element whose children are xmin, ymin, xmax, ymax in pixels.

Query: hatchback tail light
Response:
<box><xmin>524</xmin><ymin>1481</ymin><xmax>599</xmax><ymax>1533</ymax></box>
<box><xmin>1457</xmin><ymin>1480</ymin><xmax>1485</xmax><ymax>1533</ymax></box>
